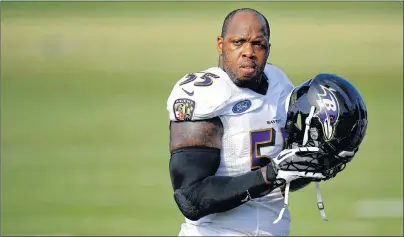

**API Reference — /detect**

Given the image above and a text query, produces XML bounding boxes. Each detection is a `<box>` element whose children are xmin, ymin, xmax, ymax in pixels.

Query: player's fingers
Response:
<box><xmin>297</xmin><ymin>171</ymin><xmax>326</xmax><ymax>179</ymax></box>
<box><xmin>295</xmin><ymin>150</ymin><xmax>323</xmax><ymax>158</ymax></box>
<box><xmin>295</xmin><ymin>147</ymin><xmax>319</xmax><ymax>153</ymax></box>
<box><xmin>278</xmin><ymin>147</ymin><xmax>319</xmax><ymax>160</ymax></box>
<box><xmin>276</xmin><ymin>149</ymin><xmax>294</xmax><ymax>160</ymax></box>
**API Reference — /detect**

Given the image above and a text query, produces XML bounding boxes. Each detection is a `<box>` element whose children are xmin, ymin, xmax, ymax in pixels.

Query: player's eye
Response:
<box><xmin>253</xmin><ymin>41</ymin><xmax>266</xmax><ymax>48</ymax></box>
<box><xmin>233</xmin><ymin>39</ymin><xmax>245</xmax><ymax>46</ymax></box>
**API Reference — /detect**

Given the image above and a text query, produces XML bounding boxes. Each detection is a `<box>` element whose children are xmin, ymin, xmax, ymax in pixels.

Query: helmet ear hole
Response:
<box><xmin>290</xmin><ymin>112</ymin><xmax>303</xmax><ymax>133</ymax></box>
<box><xmin>295</xmin><ymin>112</ymin><xmax>303</xmax><ymax>131</ymax></box>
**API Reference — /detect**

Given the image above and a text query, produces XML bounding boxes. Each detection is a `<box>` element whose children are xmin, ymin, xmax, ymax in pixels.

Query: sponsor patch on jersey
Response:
<box><xmin>266</xmin><ymin>119</ymin><xmax>281</xmax><ymax>125</ymax></box>
<box><xmin>315</xmin><ymin>85</ymin><xmax>340</xmax><ymax>141</ymax></box>
<box><xmin>173</xmin><ymin>98</ymin><xmax>195</xmax><ymax>121</ymax></box>
<box><xmin>232</xmin><ymin>100</ymin><xmax>252</xmax><ymax>114</ymax></box>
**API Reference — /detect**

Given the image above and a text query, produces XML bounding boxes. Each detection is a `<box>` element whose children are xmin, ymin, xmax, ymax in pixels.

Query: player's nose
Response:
<box><xmin>241</xmin><ymin>43</ymin><xmax>255</xmax><ymax>58</ymax></box>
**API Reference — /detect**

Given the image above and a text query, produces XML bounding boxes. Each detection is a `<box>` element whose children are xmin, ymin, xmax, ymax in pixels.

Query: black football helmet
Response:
<box><xmin>284</xmin><ymin>73</ymin><xmax>368</xmax><ymax>179</ymax></box>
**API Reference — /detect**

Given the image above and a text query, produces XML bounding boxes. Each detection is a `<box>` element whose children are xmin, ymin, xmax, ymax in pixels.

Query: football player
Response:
<box><xmin>167</xmin><ymin>8</ymin><xmax>328</xmax><ymax>236</ymax></box>
<box><xmin>167</xmin><ymin>8</ymin><xmax>368</xmax><ymax>236</ymax></box>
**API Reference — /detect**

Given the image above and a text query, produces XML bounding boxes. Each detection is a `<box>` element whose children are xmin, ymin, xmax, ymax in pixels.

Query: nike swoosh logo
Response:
<box><xmin>182</xmin><ymin>88</ymin><xmax>194</xmax><ymax>96</ymax></box>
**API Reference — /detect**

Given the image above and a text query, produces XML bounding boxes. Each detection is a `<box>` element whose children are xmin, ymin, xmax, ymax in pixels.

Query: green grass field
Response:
<box><xmin>1</xmin><ymin>2</ymin><xmax>403</xmax><ymax>236</ymax></box>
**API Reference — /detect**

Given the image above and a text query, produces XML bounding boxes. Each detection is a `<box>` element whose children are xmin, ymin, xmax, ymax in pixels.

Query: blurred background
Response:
<box><xmin>1</xmin><ymin>1</ymin><xmax>403</xmax><ymax>236</ymax></box>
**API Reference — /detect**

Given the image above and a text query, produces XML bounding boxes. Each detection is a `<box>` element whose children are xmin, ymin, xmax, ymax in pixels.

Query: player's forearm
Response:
<box><xmin>173</xmin><ymin>168</ymin><xmax>279</xmax><ymax>221</ymax></box>
<box><xmin>170</xmin><ymin>147</ymin><xmax>280</xmax><ymax>221</ymax></box>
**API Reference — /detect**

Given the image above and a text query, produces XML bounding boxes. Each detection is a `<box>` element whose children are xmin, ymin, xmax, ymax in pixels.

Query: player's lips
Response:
<box><xmin>241</xmin><ymin>67</ymin><xmax>256</xmax><ymax>73</ymax></box>
<box><xmin>240</xmin><ymin>64</ymin><xmax>256</xmax><ymax>73</ymax></box>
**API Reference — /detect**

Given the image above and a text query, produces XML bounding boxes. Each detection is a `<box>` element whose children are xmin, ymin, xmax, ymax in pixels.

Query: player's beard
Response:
<box><xmin>221</xmin><ymin>52</ymin><xmax>265</xmax><ymax>89</ymax></box>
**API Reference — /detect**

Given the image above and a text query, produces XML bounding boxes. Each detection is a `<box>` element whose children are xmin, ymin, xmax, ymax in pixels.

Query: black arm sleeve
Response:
<box><xmin>169</xmin><ymin>146</ymin><xmax>279</xmax><ymax>221</ymax></box>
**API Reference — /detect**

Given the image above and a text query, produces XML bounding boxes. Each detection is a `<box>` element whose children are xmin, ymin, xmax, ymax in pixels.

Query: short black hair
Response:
<box><xmin>220</xmin><ymin>8</ymin><xmax>270</xmax><ymax>38</ymax></box>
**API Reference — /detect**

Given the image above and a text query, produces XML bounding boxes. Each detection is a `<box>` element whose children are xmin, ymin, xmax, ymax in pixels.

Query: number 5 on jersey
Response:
<box><xmin>250</xmin><ymin>128</ymin><xmax>275</xmax><ymax>170</ymax></box>
<box><xmin>250</xmin><ymin>128</ymin><xmax>287</xmax><ymax>170</ymax></box>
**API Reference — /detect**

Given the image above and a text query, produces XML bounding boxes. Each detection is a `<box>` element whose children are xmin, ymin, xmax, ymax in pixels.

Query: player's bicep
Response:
<box><xmin>169</xmin><ymin>117</ymin><xmax>223</xmax><ymax>189</ymax></box>
<box><xmin>169</xmin><ymin>117</ymin><xmax>223</xmax><ymax>151</ymax></box>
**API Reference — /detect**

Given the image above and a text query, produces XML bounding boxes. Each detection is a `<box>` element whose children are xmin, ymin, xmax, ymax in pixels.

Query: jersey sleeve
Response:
<box><xmin>166</xmin><ymin>71</ymin><xmax>232</xmax><ymax>121</ymax></box>
<box><xmin>276</xmin><ymin>69</ymin><xmax>295</xmax><ymax>114</ymax></box>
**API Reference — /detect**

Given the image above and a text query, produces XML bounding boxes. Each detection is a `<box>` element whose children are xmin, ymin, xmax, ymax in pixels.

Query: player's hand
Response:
<box><xmin>321</xmin><ymin>148</ymin><xmax>358</xmax><ymax>180</ymax></box>
<box><xmin>268</xmin><ymin>147</ymin><xmax>328</xmax><ymax>183</ymax></box>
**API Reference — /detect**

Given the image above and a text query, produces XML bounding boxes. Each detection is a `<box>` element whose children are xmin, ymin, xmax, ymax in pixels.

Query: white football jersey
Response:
<box><xmin>167</xmin><ymin>64</ymin><xmax>294</xmax><ymax>236</ymax></box>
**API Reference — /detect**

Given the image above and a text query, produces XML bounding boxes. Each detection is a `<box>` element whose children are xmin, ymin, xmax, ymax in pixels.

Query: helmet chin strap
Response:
<box><xmin>302</xmin><ymin>106</ymin><xmax>316</xmax><ymax>146</ymax></box>
<box><xmin>305</xmin><ymin>106</ymin><xmax>328</xmax><ymax>221</ymax></box>
<box><xmin>315</xmin><ymin>182</ymin><xmax>328</xmax><ymax>221</ymax></box>
<box><xmin>273</xmin><ymin>181</ymin><xmax>290</xmax><ymax>224</ymax></box>
<box><xmin>274</xmin><ymin>106</ymin><xmax>328</xmax><ymax>224</ymax></box>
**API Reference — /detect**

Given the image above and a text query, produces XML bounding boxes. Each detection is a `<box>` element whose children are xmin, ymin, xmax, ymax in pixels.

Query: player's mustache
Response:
<box><xmin>239</xmin><ymin>61</ymin><xmax>257</xmax><ymax>68</ymax></box>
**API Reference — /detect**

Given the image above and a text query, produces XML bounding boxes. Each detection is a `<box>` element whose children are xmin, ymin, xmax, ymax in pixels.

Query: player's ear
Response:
<box><xmin>217</xmin><ymin>36</ymin><xmax>223</xmax><ymax>55</ymax></box>
<box><xmin>268</xmin><ymin>42</ymin><xmax>271</xmax><ymax>53</ymax></box>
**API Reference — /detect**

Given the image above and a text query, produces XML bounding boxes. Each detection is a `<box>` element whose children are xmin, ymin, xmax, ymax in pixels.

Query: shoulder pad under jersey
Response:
<box><xmin>166</xmin><ymin>67</ymin><xmax>233</xmax><ymax>121</ymax></box>
<box><xmin>264</xmin><ymin>63</ymin><xmax>295</xmax><ymax>116</ymax></box>
<box><xmin>264</xmin><ymin>63</ymin><xmax>294</xmax><ymax>90</ymax></box>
